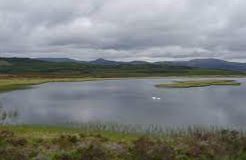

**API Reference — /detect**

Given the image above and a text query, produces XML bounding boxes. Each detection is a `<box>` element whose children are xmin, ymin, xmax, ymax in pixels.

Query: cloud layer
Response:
<box><xmin>1</xmin><ymin>0</ymin><xmax>246</xmax><ymax>61</ymax></box>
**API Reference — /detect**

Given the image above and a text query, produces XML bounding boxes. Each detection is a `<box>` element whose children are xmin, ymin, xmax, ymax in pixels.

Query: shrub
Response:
<box><xmin>132</xmin><ymin>136</ymin><xmax>175</xmax><ymax>160</ymax></box>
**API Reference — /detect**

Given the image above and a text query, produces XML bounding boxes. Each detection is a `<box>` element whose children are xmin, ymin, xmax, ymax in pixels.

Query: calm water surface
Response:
<box><xmin>1</xmin><ymin>78</ymin><xmax>246</xmax><ymax>128</ymax></box>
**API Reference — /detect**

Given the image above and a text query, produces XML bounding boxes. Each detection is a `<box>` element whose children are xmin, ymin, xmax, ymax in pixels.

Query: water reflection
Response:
<box><xmin>0</xmin><ymin>102</ymin><xmax>18</xmax><ymax>124</ymax></box>
<box><xmin>0</xmin><ymin>78</ymin><xmax>246</xmax><ymax>128</ymax></box>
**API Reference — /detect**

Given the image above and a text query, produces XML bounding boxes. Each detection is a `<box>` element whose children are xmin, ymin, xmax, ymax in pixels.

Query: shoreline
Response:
<box><xmin>155</xmin><ymin>79</ymin><xmax>241</xmax><ymax>88</ymax></box>
<box><xmin>0</xmin><ymin>75</ymin><xmax>245</xmax><ymax>93</ymax></box>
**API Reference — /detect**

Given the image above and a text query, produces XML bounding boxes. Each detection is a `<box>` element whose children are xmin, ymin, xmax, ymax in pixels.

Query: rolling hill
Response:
<box><xmin>0</xmin><ymin>57</ymin><xmax>244</xmax><ymax>77</ymax></box>
<box><xmin>166</xmin><ymin>58</ymin><xmax>246</xmax><ymax>72</ymax></box>
<box><xmin>37</xmin><ymin>57</ymin><xmax>246</xmax><ymax>72</ymax></box>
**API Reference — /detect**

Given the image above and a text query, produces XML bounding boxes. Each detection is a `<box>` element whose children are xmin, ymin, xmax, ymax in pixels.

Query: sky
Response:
<box><xmin>0</xmin><ymin>0</ymin><xmax>246</xmax><ymax>62</ymax></box>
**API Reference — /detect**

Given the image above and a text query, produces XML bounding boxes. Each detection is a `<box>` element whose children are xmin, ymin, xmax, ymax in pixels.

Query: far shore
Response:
<box><xmin>0</xmin><ymin>75</ymin><xmax>245</xmax><ymax>93</ymax></box>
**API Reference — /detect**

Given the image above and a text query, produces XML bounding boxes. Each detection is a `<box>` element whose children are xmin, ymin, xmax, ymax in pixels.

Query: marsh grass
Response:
<box><xmin>0</xmin><ymin>78</ymin><xmax>103</xmax><ymax>92</ymax></box>
<box><xmin>0</xmin><ymin>77</ymin><xmax>243</xmax><ymax>93</ymax></box>
<box><xmin>0</xmin><ymin>77</ymin><xmax>159</xmax><ymax>93</ymax></box>
<box><xmin>0</xmin><ymin>104</ymin><xmax>18</xmax><ymax>125</ymax></box>
<box><xmin>155</xmin><ymin>79</ymin><xmax>241</xmax><ymax>88</ymax></box>
<box><xmin>4</xmin><ymin>122</ymin><xmax>245</xmax><ymax>138</ymax></box>
<box><xmin>1</xmin><ymin>124</ymin><xmax>246</xmax><ymax>160</ymax></box>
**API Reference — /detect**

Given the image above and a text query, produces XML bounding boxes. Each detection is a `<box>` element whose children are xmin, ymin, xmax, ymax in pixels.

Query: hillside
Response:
<box><xmin>165</xmin><ymin>58</ymin><xmax>246</xmax><ymax>72</ymax></box>
<box><xmin>0</xmin><ymin>57</ymin><xmax>244</xmax><ymax>77</ymax></box>
<box><xmin>37</xmin><ymin>57</ymin><xmax>246</xmax><ymax>72</ymax></box>
<box><xmin>35</xmin><ymin>58</ymin><xmax>80</xmax><ymax>63</ymax></box>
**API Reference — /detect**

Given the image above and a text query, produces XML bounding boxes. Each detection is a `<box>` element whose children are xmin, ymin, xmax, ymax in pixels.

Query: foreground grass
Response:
<box><xmin>1</xmin><ymin>125</ymin><xmax>246</xmax><ymax>160</ymax></box>
<box><xmin>155</xmin><ymin>79</ymin><xmax>241</xmax><ymax>88</ymax></box>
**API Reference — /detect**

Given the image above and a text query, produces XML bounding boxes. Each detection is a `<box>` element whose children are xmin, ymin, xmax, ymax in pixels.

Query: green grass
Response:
<box><xmin>0</xmin><ymin>125</ymin><xmax>138</xmax><ymax>141</ymax></box>
<box><xmin>0</xmin><ymin>77</ymin><xmax>118</xmax><ymax>93</ymax></box>
<box><xmin>1</xmin><ymin>77</ymin><xmax>244</xmax><ymax>93</ymax></box>
<box><xmin>155</xmin><ymin>79</ymin><xmax>241</xmax><ymax>88</ymax></box>
<box><xmin>1</xmin><ymin>125</ymin><xmax>246</xmax><ymax>160</ymax></box>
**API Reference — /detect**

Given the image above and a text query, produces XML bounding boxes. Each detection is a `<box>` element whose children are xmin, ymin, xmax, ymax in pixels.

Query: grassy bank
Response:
<box><xmin>1</xmin><ymin>77</ymin><xmax>244</xmax><ymax>93</ymax></box>
<box><xmin>0</xmin><ymin>77</ymin><xmax>167</xmax><ymax>93</ymax></box>
<box><xmin>155</xmin><ymin>79</ymin><xmax>241</xmax><ymax>88</ymax></box>
<box><xmin>0</xmin><ymin>77</ymin><xmax>112</xmax><ymax>93</ymax></box>
<box><xmin>1</xmin><ymin>125</ymin><xmax>246</xmax><ymax>160</ymax></box>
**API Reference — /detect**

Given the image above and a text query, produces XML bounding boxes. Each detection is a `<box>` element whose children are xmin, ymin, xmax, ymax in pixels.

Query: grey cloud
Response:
<box><xmin>0</xmin><ymin>0</ymin><xmax>246</xmax><ymax>61</ymax></box>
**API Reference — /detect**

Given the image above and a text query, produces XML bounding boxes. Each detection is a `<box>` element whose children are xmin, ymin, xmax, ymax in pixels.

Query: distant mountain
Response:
<box><xmin>0</xmin><ymin>57</ymin><xmax>243</xmax><ymax>76</ymax></box>
<box><xmin>87</xmin><ymin>58</ymin><xmax>246</xmax><ymax>73</ymax></box>
<box><xmin>128</xmin><ymin>61</ymin><xmax>149</xmax><ymax>65</ymax></box>
<box><xmin>167</xmin><ymin>58</ymin><xmax>246</xmax><ymax>72</ymax></box>
<box><xmin>2</xmin><ymin>57</ymin><xmax>246</xmax><ymax>73</ymax></box>
<box><xmin>36</xmin><ymin>58</ymin><xmax>80</xmax><ymax>63</ymax></box>
<box><xmin>89</xmin><ymin>58</ymin><xmax>123</xmax><ymax>65</ymax></box>
<box><xmin>37</xmin><ymin>57</ymin><xmax>119</xmax><ymax>64</ymax></box>
<box><xmin>89</xmin><ymin>58</ymin><xmax>151</xmax><ymax>65</ymax></box>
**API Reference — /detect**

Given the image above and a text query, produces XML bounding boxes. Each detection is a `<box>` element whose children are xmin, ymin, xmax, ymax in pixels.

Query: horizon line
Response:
<box><xmin>1</xmin><ymin>56</ymin><xmax>245</xmax><ymax>63</ymax></box>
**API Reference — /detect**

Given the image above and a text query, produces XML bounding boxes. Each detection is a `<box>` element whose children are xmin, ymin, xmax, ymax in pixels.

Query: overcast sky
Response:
<box><xmin>0</xmin><ymin>0</ymin><xmax>246</xmax><ymax>62</ymax></box>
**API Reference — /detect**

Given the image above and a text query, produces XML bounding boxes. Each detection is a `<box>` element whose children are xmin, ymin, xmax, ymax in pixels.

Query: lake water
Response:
<box><xmin>1</xmin><ymin>78</ymin><xmax>246</xmax><ymax>128</ymax></box>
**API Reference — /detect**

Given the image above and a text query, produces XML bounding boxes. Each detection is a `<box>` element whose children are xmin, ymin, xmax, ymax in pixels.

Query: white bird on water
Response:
<box><xmin>152</xmin><ymin>97</ymin><xmax>161</xmax><ymax>100</ymax></box>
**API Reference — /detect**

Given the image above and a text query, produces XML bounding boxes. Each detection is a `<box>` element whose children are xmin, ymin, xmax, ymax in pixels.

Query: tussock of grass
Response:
<box><xmin>155</xmin><ymin>79</ymin><xmax>241</xmax><ymax>88</ymax></box>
